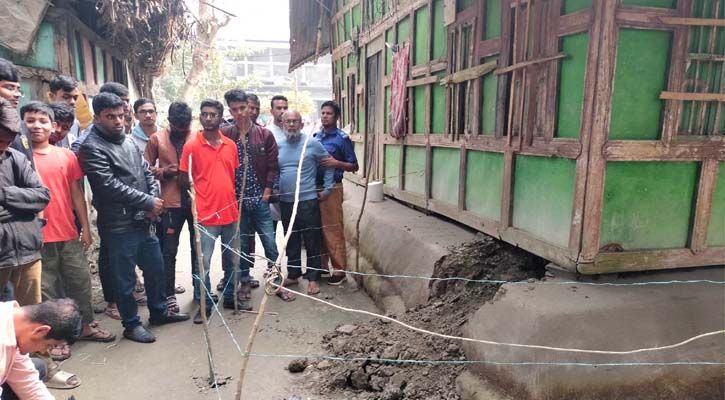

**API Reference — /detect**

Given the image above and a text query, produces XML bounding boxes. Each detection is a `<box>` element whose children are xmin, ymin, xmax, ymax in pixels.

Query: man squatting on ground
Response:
<box><xmin>221</xmin><ymin>89</ymin><xmax>279</xmax><ymax>311</ymax></box>
<box><xmin>79</xmin><ymin>93</ymin><xmax>189</xmax><ymax>344</ymax></box>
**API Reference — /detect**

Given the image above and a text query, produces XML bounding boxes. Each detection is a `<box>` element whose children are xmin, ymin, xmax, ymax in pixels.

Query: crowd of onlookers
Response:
<box><xmin>0</xmin><ymin>55</ymin><xmax>357</xmax><ymax>398</ymax></box>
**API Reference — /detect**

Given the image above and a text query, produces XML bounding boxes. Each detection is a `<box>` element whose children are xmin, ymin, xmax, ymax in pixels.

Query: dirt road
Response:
<box><xmin>50</xmin><ymin>228</ymin><xmax>378</xmax><ymax>400</ymax></box>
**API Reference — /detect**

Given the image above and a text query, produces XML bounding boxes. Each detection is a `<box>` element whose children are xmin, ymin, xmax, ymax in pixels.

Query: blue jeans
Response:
<box><xmin>239</xmin><ymin>201</ymin><xmax>279</xmax><ymax>275</ymax></box>
<box><xmin>199</xmin><ymin>222</ymin><xmax>236</xmax><ymax>305</ymax></box>
<box><xmin>104</xmin><ymin>228</ymin><xmax>166</xmax><ymax>329</ymax></box>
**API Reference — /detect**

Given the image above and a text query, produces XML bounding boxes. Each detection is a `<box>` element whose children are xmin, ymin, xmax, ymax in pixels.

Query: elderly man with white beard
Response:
<box><xmin>275</xmin><ymin>110</ymin><xmax>334</xmax><ymax>300</ymax></box>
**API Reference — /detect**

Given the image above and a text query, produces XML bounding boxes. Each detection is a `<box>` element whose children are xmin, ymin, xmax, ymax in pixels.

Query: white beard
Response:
<box><xmin>285</xmin><ymin>129</ymin><xmax>301</xmax><ymax>142</ymax></box>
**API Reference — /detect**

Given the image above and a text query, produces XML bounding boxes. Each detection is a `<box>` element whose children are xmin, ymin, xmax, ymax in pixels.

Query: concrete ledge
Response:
<box><xmin>341</xmin><ymin>182</ymin><xmax>475</xmax><ymax>311</ymax></box>
<box><xmin>462</xmin><ymin>266</ymin><xmax>725</xmax><ymax>400</ymax></box>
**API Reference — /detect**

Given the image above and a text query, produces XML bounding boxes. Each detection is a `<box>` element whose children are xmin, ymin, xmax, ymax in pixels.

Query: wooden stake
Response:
<box><xmin>232</xmin><ymin>128</ymin><xmax>249</xmax><ymax>314</ymax></box>
<box><xmin>188</xmin><ymin>155</ymin><xmax>216</xmax><ymax>384</ymax></box>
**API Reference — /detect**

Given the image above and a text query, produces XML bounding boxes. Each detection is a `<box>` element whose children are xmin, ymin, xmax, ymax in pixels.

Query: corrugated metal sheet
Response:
<box><xmin>288</xmin><ymin>0</ymin><xmax>334</xmax><ymax>72</ymax></box>
<box><xmin>0</xmin><ymin>0</ymin><xmax>50</xmax><ymax>55</ymax></box>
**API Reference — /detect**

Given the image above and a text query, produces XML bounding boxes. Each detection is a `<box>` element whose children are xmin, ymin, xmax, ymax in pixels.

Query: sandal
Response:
<box><xmin>134</xmin><ymin>292</ymin><xmax>147</xmax><ymax>306</ymax></box>
<box><xmin>134</xmin><ymin>280</ymin><xmax>145</xmax><ymax>293</ymax></box>
<box><xmin>250</xmin><ymin>279</ymin><xmax>260</xmax><ymax>289</ymax></box>
<box><xmin>283</xmin><ymin>278</ymin><xmax>300</xmax><ymax>287</ymax></box>
<box><xmin>175</xmin><ymin>284</ymin><xmax>186</xmax><ymax>294</ymax></box>
<box><xmin>275</xmin><ymin>288</ymin><xmax>296</xmax><ymax>302</ymax></box>
<box><xmin>166</xmin><ymin>295</ymin><xmax>180</xmax><ymax>313</ymax></box>
<box><xmin>45</xmin><ymin>368</ymin><xmax>81</xmax><ymax>390</ymax></box>
<box><xmin>49</xmin><ymin>344</ymin><xmax>71</xmax><ymax>361</ymax></box>
<box><xmin>307</xmin><ymin>282</ymin><xmax>321</xmax><ymax>296</ymax></box>
<box><xmin>78</xmin><ymin>327</ymin><xmax>116</xmax><ymax>343</ymax></box>
<box><xmin>237</xmin><ymin>282</ymin><xmax>252</xmax><ymax>300</ymax></box>
<box><xmin>104</xmin><ymin>307</ymin><xmax>121</xmax><ymax>320</ymax></box>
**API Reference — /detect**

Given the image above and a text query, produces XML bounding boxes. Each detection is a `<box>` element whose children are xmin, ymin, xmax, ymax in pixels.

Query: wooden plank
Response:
<box><xmin>499</xmin><ymin>151</ymin><xmax>514</xmax><ymax>228</ymax></box>
<box><xmin>615</xmin><ymin>7</ymin><xmax>679</xmax><ymax>29</ymax></box>
<box><xmin>690</xmin><ymin>159</ymin><xmax>720</xmax><ymax>253</ymax></box>
<box><xmin>332</xmin><ymin>0</ymin><xmax>358</xmax><ymax>22</ymax></box>
<box><xmin>660</xmin><ymin>91</ymin><xmax>725</xmax><ymax>102</ymax></box>
<box><xmin>458</xmin><ymin>145</ymin><xmax>467</xmax><ymax>210</ymax></box>
<box><xmin>689</xmin><ymin>53</ymin><xmax>725</xmax><ymax>62</ymax></box>
<box><xmin>439</xmin><ymin>60</ymin><xmax>497</xmax><ymax>85</ymax></box>
<box><xmin>358</xmin><ymin>0</ymin><xmax>430</xmax><ymax>45</ymax></box>
<box><xmin>383</xmin><ymin>186</ymin><xmax>428</xmax><ymax>209</ymax></box>
<box><xmin>477</xmin><ymin>39</ymin><xmax>501</xmax><ymax>58</ymax></box>
<box><xmin>332</xmin><ymin>41</ymin><xmax>353</xmax><ymax>61</ymax></box>
<box><xmin>582</xmin><ymin>247</ymin><xmax>725</xmax><ymax>274</ymax></box>
<box><xmin>520</xmin><ymin>138</ymin><xmax>582</xmax><ymax>159</ymax></box>
<box><xmin>410</xmin><ymin>64</ymin><xmax>429</xmax><ymax>77</ymax></box>
<box><xmin>495</xmin><ymin>53</ymin><xmax>567</xmax><ymax>75</ymax></box>
<box><xmin>603</xmin><ymin>140</ymin><xmax>725</xmax><ymax>161</ymax></box>
<box><xmin>430</xmin><ymin>60</ymin><xmax>447</xmax><ymax>72</ymax></box>
<box><xmin>406</xmin><ymin>75</ymin><xmax>439</xmax><ymax>87</ymax></box>
<box><xmin>558</xmin><ymin>9</ymin><xmax>591</xmax><ymax>37</ymax></box>
<box><xmin>579</xmin><ymin>0</ymin><xmax>617</xmax><ymax>263</ymax></box>
<box><xmin>495</xmin><ymin>0</ymin><xmax>513</xmax><ymax>139</ymax></box>
<box><xmin>658</xmin><ymin>17</ymin><xmax>725</xmax><ymax>26</ymax></box>
<box><xmin>499</xmin><ymin>227</ymin><xmax>577</xmax><ymax>271</ymax></box>
<box><xmin>543</xmin><ymin>0</ymin><xmax>562</xmax><ymax>141</ymax></box>
<box><xmin>661</xmin><ymin>0</ymin><xmax>691</xmax><ymax>146</ymax></box>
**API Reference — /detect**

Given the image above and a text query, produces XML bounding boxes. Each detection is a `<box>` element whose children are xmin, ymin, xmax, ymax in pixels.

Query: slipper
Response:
<box><xmin>283</xmin><ymin>278</ymin><xmax>299</xmax><ymax>287</ymax></box>
<box><xmin>44</xmin><ymin>369</ymin><xmax>81</xmax><ymax>390</ymax></box>
<box><xmin>307</xmin><ymin>283</ymin><xmax>321</xmax><ymax>296</ymax></box>
<box><xmin>89</xmin><ymin>320</ymin><xmax>100</xmax><ymax>328</ymax></box>
<box><xmin>249</xmin><ymin>279</ymin><xmax>260</xmax><ymax>289</ymax></box>
<box><xmin>78</xmin><ymin>327</ymin><xmax>116</xmax><ymax>343</ymax></box>
<box><xmin>175</xmin><ymin>284</ymin><xmax>186</xmax><ymax>294</ymax></box>
<box><xmin>275</xmin><ymin>289</ymin><xmax>296</xmax><ymax>302</ymax></box>
<box><xmin>237</xmin><ymin>282</ymin><xmax>252</xmax><ymax>300</ymax></box>
<box><xmin>134</xmin><ymin>281</ymin><xmax>145</xmax><ymax>293</ymax></box>
<box><xmin>104</xmin><ymin>307</ymin><xmax>121</xmax><ymax>320</ymax></box>
<box><xmin>49</xmin><ymin>344</ymin><xmax>71</xmax><ymax>362</ymax></box>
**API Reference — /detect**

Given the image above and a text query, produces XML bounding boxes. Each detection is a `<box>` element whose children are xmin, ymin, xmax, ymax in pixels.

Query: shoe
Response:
<box><xmin>223</xmin><ymin>299</ymin><xmax>252</xmax><ymax>311</ymax></box>
<box><xmin>123</xmin><ymin>326</ymin><xmax>156</xmax><ymax>343</ymax></box>
<box><xmin>327</xmin><ymin>274</ymin><xmax>347</xmax><ymax>286</ymax></box>
<box><xmin>321</xmin><ymin>269</ymin><xmax>331</xmax><ymax>276</ymax></box>
<box><xmin>193</xmin><ymin>307</ymin><xmax>212</xmax><ymax>324</ymax></box>
<box><xmin>216</xmin><ymin>278</ymin><xmax>225</xmax><ymax>292</ymax></box>
<box><xmin>166</xmin><ymin>295</ymin><xmax>180</xmax><ymax>313</ymax></box>
<box><xmin>149</xmin><ymin>310</ymin><xmax>190</xmax><ymax>326</ymax></box>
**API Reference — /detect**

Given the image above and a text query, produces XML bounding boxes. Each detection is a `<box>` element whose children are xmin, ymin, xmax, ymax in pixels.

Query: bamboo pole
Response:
<box><xmin>188</xmin><ymin>155</ymin><xmax>216</xmax><ymax>384</ymax></box>
<box><xmin>231</xmin><ymin>127</ymin><xmax>249</xmax><ymax>314</ymax></box>
<box><xmin>235</xmin><ymin>133</ymin><xmax>313</xmax><ymax>400</ymax></box>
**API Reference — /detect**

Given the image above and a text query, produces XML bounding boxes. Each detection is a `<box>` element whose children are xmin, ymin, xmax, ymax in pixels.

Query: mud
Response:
<box><xmin>298</xmin><ymin>233</ymin><xmax>546</xmax><ymax>399</ymax></box>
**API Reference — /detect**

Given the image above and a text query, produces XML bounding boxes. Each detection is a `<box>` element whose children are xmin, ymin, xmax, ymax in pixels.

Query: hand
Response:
<box><xmin>319</xmin><ymin>157</ymin><xmax>339</xmax><ymax>169</ymax></box>
<box><xmin>163</xmin><ymin>164</ymin><xmax>179</xmax><ymax>179</ymax></box>
<box><xmin>262</xmin><ymin>187</ymin><xmax>272</xmax><ymax>202</ymax></box>
<box><xmin>151</xmin><ymin>197</ymin><xmax>164</xmax><ymax>215</ymax></box>
<box><xmin>151</xmin><ymin>166</ymin><xmax>164</xmax><ymax>180</ymax></box>
<box><xmin>318</xmin><ymin>191</ymin><xmax>329</xmax><ymax>202</ymax></box>
<box><xmin>80</xmin><ymin>232</ymin><xmax>93</xmax><ymax>250</ymax></box>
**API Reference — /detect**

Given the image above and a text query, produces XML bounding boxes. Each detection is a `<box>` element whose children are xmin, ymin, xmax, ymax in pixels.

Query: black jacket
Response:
<box><xmin>79</xmin><ymin>124</ymin><xmax>159</xmax><ymax>234</ymax></box>
<box><xmin>0</xmin><ymin>148</ymin><xmax>50</xmax><ymax>269</ymax></box>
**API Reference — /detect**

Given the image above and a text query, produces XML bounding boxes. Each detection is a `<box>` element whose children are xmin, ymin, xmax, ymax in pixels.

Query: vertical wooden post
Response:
<box><xmin>690</xmin><ymin>159</ymin><xmax>719</xmax><ymax>253</ymax></box>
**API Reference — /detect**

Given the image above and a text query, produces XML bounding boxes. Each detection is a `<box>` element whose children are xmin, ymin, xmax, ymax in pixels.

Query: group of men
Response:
<box><xmin>0</xmin><ymin>55</ymin><xmax>357</xmax><ymax>398</ymax></box>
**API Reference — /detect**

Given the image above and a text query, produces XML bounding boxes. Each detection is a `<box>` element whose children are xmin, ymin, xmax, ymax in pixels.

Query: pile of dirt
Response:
<box><xmin>297</xmin><ymin>233</ymin><xmax>546</xmax><ymax>399</ymax></box>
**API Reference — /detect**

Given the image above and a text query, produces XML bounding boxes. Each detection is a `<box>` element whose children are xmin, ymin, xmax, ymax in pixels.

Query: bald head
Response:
<box><xmin>282</xmin><ymin>110</ymin><xmax>303</xmax><ymax>142</ymax></box>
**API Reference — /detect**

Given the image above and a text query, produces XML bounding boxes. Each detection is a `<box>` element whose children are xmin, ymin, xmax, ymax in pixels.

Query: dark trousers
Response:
<box><xmin>1</xmin><ymin>357</ymin><xmax>46</xmax><ymax>399</ymax></box>
<box><xmin>104</xmin><ymin>228</ymin><xmax>166</xmax><ymax>329</ymax></box>
<box><xmin>161</xmin><ymin>207</ymin><xmax>198</xmax><ymax>297</ymax></box>
<box><xmin>280</xmin><ymin>199</ymin><xmax>323</xmax><ymax>282</ymax></box>
<box><xmin>97</xmin><ymin>235</ymin><xmax>115</xmax><ymax>303</ymax></box>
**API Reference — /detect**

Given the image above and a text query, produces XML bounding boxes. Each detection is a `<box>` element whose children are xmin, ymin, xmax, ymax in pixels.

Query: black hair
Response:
<box><xmin>20</xmin><ymin>101</ymin><xmax>55</xmax><ymax>122</ymax></box>
<box><xmin>133</xmin><ymin>98</ymin><xmax>155</xmax><ymax>114</ymax></box>
<box><xmin>24</xmin><ymin>298</ymin><xmax>82</xmax><ymax>345</ymax></box>
<box><xmin>270</xmin><ymin>95</ymin><xmax>288</xmax><ymax>108</ymax></box>
<box><xmin>0</xmin><ymin>99</ymin><xmax>19</xmax><ymax>134</ymax></box>
<box><xmin>320</xmin><ymin>100</ymin><xmax>341</xmax><ymax>118</ymax></box>
<box><xmin>99</xmin><ymin>82</ymin><xmax>129</xmax><ymax>98</ymax></box>
<box><xmin>0</xmin><ymin>58</ymin><xmax>19</xmax><ymax>83</ymax></box>
<box><xmin>49</xmin><ymin>102</ymin><xmax>75</xmax><ymax>123</ymax></box>
<box><xmin>49</xmin><ymin>75</ymin><xmax>77</xmax><ymax>93</ymax></box>
<box><xmin>200</xmin><ymin>99</ymin><xmax>224</xmax><ymax>115</ymax></box>
<box><xmin>223</xmin><ymin>89</ymin><xmax>247</xmax><ymax>105</ymax></box>
<box><xmin>247</xmin><ymin>93</ymin><xmax>260</xmax><ymax>104</ymax></box>
<box><xmin>168</xmin><ymin>101</ymin><xmax>192</xmax><ymax>126</ymax></box>
<box><xmin>92</xmin><ymin>93</ymin><xmax>125</xmax><ymax>115</ymax></box>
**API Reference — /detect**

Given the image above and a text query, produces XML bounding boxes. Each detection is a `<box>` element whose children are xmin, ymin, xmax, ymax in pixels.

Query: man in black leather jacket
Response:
<box><xmin>79</xmin><ymin>93</ymin><xmax>189</xmax><ymax>343</ymax></box>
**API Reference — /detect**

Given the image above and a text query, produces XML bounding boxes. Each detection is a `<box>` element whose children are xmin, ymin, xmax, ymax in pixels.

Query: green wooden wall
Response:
<box><xmin>465</xmin><ymin>151</ymin><xmax>503</xmax><ymax>221</ymax></box>
<box><xmin>707</xmin><ymin>162</ymin><xmax>725</xmax><ymax>247</ymax></box>
<box><xmin>0</xmin><ymin>22</ymin><xmax>56</xmax><ymax>70</ymax></box>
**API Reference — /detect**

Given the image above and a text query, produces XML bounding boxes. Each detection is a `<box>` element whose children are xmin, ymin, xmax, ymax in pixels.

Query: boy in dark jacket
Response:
<box><xmin>0</xmin><ymin>99</ymin><xmax>49</xmax><ymax>306</ymax></box>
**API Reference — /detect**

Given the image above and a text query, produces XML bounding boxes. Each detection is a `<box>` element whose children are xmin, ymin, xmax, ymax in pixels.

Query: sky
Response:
<box><xmin>187</xmin><ymin>0</ymin><xmax>290</xmax><ymax>42</ymax></box>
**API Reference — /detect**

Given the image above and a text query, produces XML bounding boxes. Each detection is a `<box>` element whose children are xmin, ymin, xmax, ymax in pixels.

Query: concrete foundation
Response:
<box><xmin>341</xmin><ymin>180</ymin><xmax>725</xmax><ymax>400</ymax></box>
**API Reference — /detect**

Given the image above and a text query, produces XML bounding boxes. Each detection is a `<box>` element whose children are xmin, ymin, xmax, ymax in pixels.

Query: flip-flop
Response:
<box><xmin>283</xmin><ymin>278</ymin><xmax>300</xmax><ymax>286</ymax></box>
<box><xmin>104</xmin><ymin>307</ymin><xmax>121</xmax><ymax>320</ymax></box>
<box><xmin>249</xmin><ymin>279</ymin><xmax>260</xmax><ymax>289</ymax></box>
<box><xmin>307</xmin><ymin>283</ymin><xmax>321</xmax><ymax>296</ymax></box>
<box><xmin>78</xmin><ymin>328</ymin><xmax>116</xmax><ymax>343</ymax></box>
<box><xmin>237</xmin><ymin>283</ymin><xmax>252</xmax><ymax>300</ymax></box>
<box><xmin>45</xmin><ymin>369</ymin><xmax>81</xmax><ymax>390</ymax></box>
<box><xmin>175</xmin><ymin>284</ymin><xmax>186</xmax><ymax>294</ymax></box>
<box><xmin>134</xmin><ymin>281</ymin><xmax>145</xmax><ymax>293</ymax></box>
<box><xmin>49</xmin><ymin>344</ymin><xmax>71</xmax><ymax>361</ymax></box>
<box><xmin>275</xmin><ymin>288</ymin><xmax>296</xmax><ymax>302</ymax></box>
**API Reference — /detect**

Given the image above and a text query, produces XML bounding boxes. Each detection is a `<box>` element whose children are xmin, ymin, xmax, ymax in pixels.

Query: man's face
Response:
<box><xmin>120</xmin><ymin>96</ymin><xmax>131</xmax><ymax>115</ymax></box>
<box><xmin>135</xmin><ymin>103</ymin><xmax>157</xmax><ymax>128</ymax></box>
<box><xmin>283</xmin><ymin>112</ymin><xmax>302</xmax><ymax>141</ymax></box>
<box><xmin>272</xmin><ymin>100</ymin><xmax>289</xmax><ymax>125</ymax></box>
<box><xmin>16</xmin><ymin>324</ymin><xmax>64</xmax><ymax>355</ymax></box>
<box><xmin>0</xmin><ymin>127</ymin><xmax>17</xmax><ymax>154</ymax></box>
<box><xmin>248</xmin><ymin>101</ymin><xmax>260</xmax><ymax>123</ymax></box>
<box><xmin>24</xmin><ymin>111</ymin><xmax>56</xmax><ymax>145</ymax></box>
<box><xmin>50</xmin><ymin>120</ymin><xmax>73</xmax><ymax>144</ymax></box>
<box><xmin>95</xmin><ymin>106</ymin><xmax>126</xmax><ymax>136</ymax></box>
<box><xmin>50</xmin><ymin>88</ymin><xmax>80</xmax><ymax>107</ymax></box>
<box><xmin>320</xmin><ymin>106</ymin><xmax>339</xmax><ymax>128</ymax></box>
<box><xmin>168</xmin><ymin>121</ymin><xmax>191</xmax><ymax>136</ymax></box>
<box><xmin>0</xmin><ymin>81</ymin><xmax>22</xmax><ymax>107</ymax></box>
<box><xmin>228</xmin><ymin>101</ymin><xmax>248</xmax><ymax>125</ymax></box>
<box><xmin>200</xmin><ymin>106</ymin><xmax>222</xmax><ymax>131</ymax></box>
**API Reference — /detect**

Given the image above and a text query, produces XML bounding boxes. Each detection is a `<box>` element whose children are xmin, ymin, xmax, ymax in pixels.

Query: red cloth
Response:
<box><xmin>179</xmin><ymin>131</ymin><xmax>239</xmax><ymax>226</ymax></box>
<box><xmin>33</xmin><ymin>146</ymin><xmax>83</xmax><ymax>243</ymax></box>
<box><xmin>389</xmin><ymin>43</ymin><xmax>410</xmax><ymax>138</ymax></box>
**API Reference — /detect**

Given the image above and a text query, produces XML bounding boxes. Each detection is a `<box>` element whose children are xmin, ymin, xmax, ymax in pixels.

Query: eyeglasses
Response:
<box><xmin>200</xmin><ymin>112</ymin><xmax>219</xmax><ymax>118</ymax></box>
<box><xmin>284</xmin><ymin>119</ymin><xmax>301</xmax><ymax>124</ymax></box>
<box><xmin>137</xmin><ymin>110</ymin><xmax>156</xmax><ymax>115</ymax></box>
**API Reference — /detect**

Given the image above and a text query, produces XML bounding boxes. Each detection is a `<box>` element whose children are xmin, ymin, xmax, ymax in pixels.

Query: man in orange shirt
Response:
<box><xmin>179</xmin><ymin>99</ymin><xmax>245</xmax><ymax>323</ymax></box>
<box><xmin>22</xmin><ymin>101</ymin><xmax>116</xmax><ymax>355</ymax></box>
